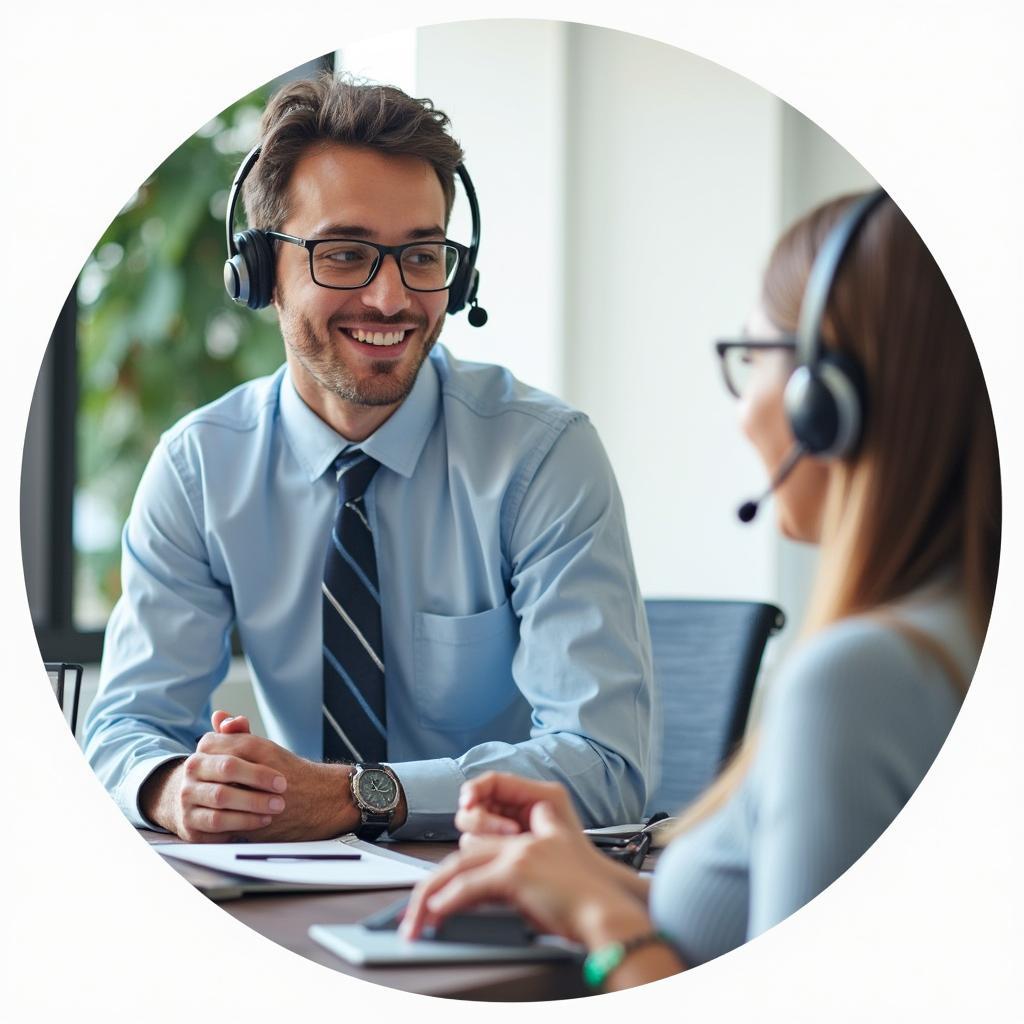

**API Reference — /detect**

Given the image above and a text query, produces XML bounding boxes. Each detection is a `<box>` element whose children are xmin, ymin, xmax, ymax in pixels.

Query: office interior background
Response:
<box><xmin>21</xmin><ymin>20</ymin><xmax>876</xmax><ymax>732</ymax></box>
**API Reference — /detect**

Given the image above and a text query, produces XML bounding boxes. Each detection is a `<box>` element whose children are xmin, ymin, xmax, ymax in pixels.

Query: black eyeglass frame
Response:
<box><xmin>266</xmin><ymin>231</ymin><xmax>469</xmax><ymax>293</ymax></box>
<box><xmin>714</xmin><ymin>337</ymin><xmax>798</xmax><ymax>399</ymax></box>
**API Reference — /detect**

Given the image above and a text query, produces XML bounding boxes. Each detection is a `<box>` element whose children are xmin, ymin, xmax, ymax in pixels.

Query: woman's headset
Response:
<box><xmin>738</xmin><ymin>188</ymin><xmax>889</xmax><ymax>523</ymax></box>
<box><xmin>222</xmin><ymin>143</ymin><xmax>488</xmax><ymax>326</ymax></box>
<box><xmin>783</xmin><ymin>187</ymin><xmax>889</xmax><ymax>459</ymax></box>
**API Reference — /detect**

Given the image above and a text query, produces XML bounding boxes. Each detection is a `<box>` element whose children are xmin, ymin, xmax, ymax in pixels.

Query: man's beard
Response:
<box><xmin>282</xmin><ymin>308</ymin><xmax>444</xmax><ymax>408</ymax></box>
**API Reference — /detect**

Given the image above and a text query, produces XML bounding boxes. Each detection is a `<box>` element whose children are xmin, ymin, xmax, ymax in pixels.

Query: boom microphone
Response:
<box><xmin>737</xmin><ymin>442</ymin><xmax>807</xmax><ymax>523</ymax></box>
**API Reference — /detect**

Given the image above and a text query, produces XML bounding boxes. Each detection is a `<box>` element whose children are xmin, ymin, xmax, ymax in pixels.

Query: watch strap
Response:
<box><xmin>355</xmin><ymin>814</ymin><xmax>390</xmax><ymax>842</ymax></box>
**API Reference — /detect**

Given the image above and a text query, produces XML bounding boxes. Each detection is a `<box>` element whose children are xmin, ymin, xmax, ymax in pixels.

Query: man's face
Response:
<box><xmin>273</xmin><ymin>144</ymin><xmax>450</xmax><ymax>411</ymax></box>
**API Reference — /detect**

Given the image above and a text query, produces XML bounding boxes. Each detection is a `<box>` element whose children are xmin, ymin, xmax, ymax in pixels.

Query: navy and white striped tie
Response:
<box><xmin>322</xmin><ymin>451</ymin><xmax>387</xmax><ymax>763</ymax></box>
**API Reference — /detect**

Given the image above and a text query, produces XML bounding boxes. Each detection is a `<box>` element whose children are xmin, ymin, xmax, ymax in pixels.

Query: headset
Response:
<box><xmin>222</xmin><ymin>143</ymin><xmax>488</xmax><ymax>326</ymax></box>
<box><xmin>738</xmin><ymin>188</ymin><xmax>889</xmax><ymax>523</ymax></box>
<box><xmin>783</xmin><ymin>187</ymin><xmax>889</xmax><ymax>459</ymax></box>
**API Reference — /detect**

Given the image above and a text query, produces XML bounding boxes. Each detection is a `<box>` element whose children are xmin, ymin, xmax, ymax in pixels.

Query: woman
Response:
<box><xmin>400</xmin><ymin>192</ymin><xmax>1001</xmax><ymax>992</ymax></box>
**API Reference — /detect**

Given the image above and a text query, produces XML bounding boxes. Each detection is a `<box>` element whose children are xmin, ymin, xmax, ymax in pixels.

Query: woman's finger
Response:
<box><xmin>402</xmin><ymin>846</ymin><xmax>501</xmax><ymax>939</ymax></box>
<box><xmin>458</xmin><ymin>832</ymin><xmax>513</xmax><ymax>853</ymax></box>
<box><xmin>455</xmin><ymin>805</ymin><xmax>521</xmax><ymax>836</ymax></box>
<box><xmin>423</xmin><ymin>861</ymin><xmax>512</xmax><ymax>924</ymax></box>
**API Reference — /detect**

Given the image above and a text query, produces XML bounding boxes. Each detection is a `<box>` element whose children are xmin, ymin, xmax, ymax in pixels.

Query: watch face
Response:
<box><xmin>357</xmin><ymin>768</ymin><xmax>398</xmax><ymax>811</ymax></box>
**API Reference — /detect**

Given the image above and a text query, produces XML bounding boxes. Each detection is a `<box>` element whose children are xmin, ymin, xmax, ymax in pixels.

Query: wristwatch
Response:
<box><xmin>349</xmin><ymin>762</ymin><xmax>401</xmax><ymax>841</ymax></box>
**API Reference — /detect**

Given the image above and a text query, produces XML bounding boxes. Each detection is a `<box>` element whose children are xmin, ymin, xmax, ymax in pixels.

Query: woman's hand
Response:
<box><xmin>454</xmin><ymin>771</ymin><xmax>583</xmax><ymax>837</ymax></box>
<box><xmin>402</xmin><ymin>800</ymin><xmax>650</xmax><ymax>946</ymax></box>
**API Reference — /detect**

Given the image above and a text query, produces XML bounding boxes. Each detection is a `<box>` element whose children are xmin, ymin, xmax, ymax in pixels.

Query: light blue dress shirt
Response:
<box><xmin>84</xmin><ymin>345</ymin><xmax>653</xmax><ymax>839</ymax></box>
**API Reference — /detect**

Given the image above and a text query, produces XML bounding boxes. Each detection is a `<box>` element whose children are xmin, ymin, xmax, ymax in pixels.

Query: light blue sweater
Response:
<box><xmin>650</xmin><ymin>582</ymin><xmax>978</xmax><ymax>967</ymax></box>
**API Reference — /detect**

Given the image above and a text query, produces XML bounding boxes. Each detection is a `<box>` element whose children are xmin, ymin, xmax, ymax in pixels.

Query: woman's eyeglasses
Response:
<box><xmin>715</xmin><ymin>338</ymin><xmax>798</xmax><ymax>399</ymax></box>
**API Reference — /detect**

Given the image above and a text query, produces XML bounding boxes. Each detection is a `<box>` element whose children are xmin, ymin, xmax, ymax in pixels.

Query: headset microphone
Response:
<box><xmin>737</xmin><ymin>442</ymin><xmax>807</xmax><ymax>523</ymax></box>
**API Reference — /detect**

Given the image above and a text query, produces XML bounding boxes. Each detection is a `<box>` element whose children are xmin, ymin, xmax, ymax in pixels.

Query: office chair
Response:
<box><xmin>643</xmin><ymin>599</ymin><xmax>785</xmax><ymax>818</ymax></box>
<box><xmin>45</xmin><ymin>661</ymin><xmax>84</xmax><ymax>737</ymax></box>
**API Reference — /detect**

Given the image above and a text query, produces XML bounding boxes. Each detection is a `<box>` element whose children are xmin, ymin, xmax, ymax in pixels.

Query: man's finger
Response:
<box><xmin>186</xmin><ymin>781</ymin><xmax>286</xmax><ymax>816</ymax></box>
<box><xmin>196</xmin><ymin>731</ymin><xmax>271</xmax><ymax>762</ymax></box>
<box><xmin>212</xmin><ymin>709</ymin><xmax>252</xmax><ymax>734</ymax></box>
<box><xmin>189</xmin><ymin>752</ymin><xmax>287</xmax><ymax>794</ymax></box>
<box><xmin>185</xmin><ymin>807</ymin><xmax>274</xmax><ymax>834</ymax></box>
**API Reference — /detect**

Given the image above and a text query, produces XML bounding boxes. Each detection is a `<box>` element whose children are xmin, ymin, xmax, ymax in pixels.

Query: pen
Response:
<box><xmin>234</xmin><ymin>853</ymin><xmax>362</xmax><ymax>861</ymax></box>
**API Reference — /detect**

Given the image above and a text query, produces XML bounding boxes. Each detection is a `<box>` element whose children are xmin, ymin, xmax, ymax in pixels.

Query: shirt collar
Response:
<box><xmin>279</xmin><ymin>352</ymin><xmax>441</xmax><ymax>483</ymax></box>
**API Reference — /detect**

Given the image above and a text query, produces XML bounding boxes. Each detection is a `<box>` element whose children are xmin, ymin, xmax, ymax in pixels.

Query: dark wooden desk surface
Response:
<box><xmin>143</xmin><ymin>831</ymin><xmax>590</xmax><ymax>1001</ymax></box>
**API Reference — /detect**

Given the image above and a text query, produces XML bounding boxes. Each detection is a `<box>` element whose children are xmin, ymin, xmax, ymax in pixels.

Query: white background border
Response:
<box><xmin>4</xmin><ymin>1</ymin><xmax>1021</xmax><ymax>1020</ymax></box>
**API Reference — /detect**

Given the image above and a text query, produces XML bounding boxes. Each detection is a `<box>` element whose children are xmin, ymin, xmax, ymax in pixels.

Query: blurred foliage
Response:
<box><xmin>75</xmin><ymin>83</ymin><xmax>285</xmax><ymax>625</ymax></box>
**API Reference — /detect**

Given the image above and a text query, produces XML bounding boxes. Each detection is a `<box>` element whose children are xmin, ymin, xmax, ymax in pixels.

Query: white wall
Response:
<box><xmin>337</xmin><ymin>21</ymin><xmax>880</xmax><ymax>625</ymax></box>
<box><xmin>74</xmin><ymin>24</ymin><xmax>878</xmax><ymax>732</ymax></box>
<box><xmin>561</xmin><ymin>25</ymin><xmax>783</xmax><ymax>603</ymax></box>
<box><xmin>414</xmin><ymin>23</ymin><xmax>877</xmax><ymax>641</ymax></box>
<box><xmin>416</xmin><ymin>21</ymin><xmax>568</xmax><ymax>395</ymax></box>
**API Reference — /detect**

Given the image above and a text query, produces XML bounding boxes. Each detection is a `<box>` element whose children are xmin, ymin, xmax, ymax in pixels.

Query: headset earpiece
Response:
<box><xmin>784</xmin><ymin>350</ymin><xmax>865</xmax><ymax>458</ymax></box>
<box><xmin>224</xmin><ymin>229</ymin><xmax>275</xmax><ymax>310</ymax></box>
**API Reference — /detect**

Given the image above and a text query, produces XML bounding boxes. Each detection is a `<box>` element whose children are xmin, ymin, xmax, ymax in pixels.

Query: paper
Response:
<box><xmin>156</xmin><ymin>837</ymin><xmax>432</xmax><ymax>888</ymax></box>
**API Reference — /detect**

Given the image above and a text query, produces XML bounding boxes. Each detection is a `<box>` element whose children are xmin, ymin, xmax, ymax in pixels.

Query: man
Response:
<box><xmin>84</xmin><ymin>74</ymin><xmax>652</xmax><ymax>843</ymax></box>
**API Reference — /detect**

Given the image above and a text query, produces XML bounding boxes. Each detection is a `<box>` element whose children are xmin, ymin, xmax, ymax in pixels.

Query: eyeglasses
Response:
<box><xmin>715</xmin><ymin>337</ymin><xmax>798</xmax><ymax>399</ymax></box>
<box><xmin>266</xmin><ymin>232</ymin><xmax>468</xmax><ymax>292</ymax></box>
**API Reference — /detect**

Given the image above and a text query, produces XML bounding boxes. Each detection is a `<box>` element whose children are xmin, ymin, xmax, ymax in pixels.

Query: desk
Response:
<box><xmin>143</xmin><ymin>831</ymin><xmax>590</xmax><ymax>1001</ymax></box>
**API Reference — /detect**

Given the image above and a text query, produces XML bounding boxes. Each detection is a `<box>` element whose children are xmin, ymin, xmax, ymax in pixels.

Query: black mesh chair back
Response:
<box><xmin>45</xmin><ymin>661</ymin><xmax>84</xmax><ymax>737</ymax></box>
<box><xmin>643</xmin><ymin>599</ymin><xmax>785</xmax><ymax>818</ymax></box>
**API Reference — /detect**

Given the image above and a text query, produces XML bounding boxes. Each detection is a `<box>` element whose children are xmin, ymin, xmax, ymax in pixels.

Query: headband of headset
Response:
<box><xmin>784</xmin><ymin>187</ymin><xmax>889</xmax><ymax>459</ymax></box>
<box><xmin>795</xmin><ymin>188</ymin><xmax>889</xmax><ymax>367</ymax></box>
<box><xmin>223</xmin><ymin>142</ymin><xmax>486</xmax><ymax>323</ymax></box>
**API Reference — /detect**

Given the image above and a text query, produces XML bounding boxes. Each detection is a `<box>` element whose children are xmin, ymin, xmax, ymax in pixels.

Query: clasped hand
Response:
<box><xmin>142</xmin><ymin>711</ymin><xmax>357</xmax><ymax>842</ymax></box>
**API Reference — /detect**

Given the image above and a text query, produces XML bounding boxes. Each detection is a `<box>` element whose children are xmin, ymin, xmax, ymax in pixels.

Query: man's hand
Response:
<box><xmin>455</xmin><ymin>771</ymin><xmax>582</xmax><ymax>838</ymax></box>
<box><xmin>140</xmin><ymin>717</ymin><xmax>361</xmax><ymax>842</ymax></box>
<box><xmin>208</xmin><ymin>710</ymin><xmax>409</xmax><ymax>832</ymax></box>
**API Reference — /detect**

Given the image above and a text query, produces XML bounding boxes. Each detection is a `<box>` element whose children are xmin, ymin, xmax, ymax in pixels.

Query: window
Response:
<box><xmin>23</xmin><ymin>56</ymin><xmax>332</xmax><ymax>662</ymax></box>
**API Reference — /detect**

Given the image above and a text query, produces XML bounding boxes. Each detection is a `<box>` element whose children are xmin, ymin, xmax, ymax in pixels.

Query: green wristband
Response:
<box><xmin>582</xmin><ymin>931</ymin><xmax>673</xmax><ymax>990</ymax></box>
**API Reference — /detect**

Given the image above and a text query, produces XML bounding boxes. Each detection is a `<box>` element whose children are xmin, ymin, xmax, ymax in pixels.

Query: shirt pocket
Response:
<box><xmin>413</xmin><ymin>600</ymin><xmax>519</xmax><ymax>731</ymax></box>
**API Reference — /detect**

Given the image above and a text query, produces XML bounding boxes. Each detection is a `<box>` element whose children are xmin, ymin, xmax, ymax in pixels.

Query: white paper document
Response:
<box><xmin>156</xmin><ymin>837</ymin><xmax>432</xmax><ymax>888</ymax></box>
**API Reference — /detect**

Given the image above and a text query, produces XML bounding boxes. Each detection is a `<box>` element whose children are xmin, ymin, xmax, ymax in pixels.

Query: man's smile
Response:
<box><xmin>331</xmin><ymin>319</ymin><xmax>422</xmax><ymax>359</ymax></box>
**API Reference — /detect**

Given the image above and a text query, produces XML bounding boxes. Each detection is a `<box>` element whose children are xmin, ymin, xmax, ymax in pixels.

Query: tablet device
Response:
<box><xmin>309</xmin><ymin>924</ymin><xmax>581</xmax><ymax>966</ymax></box>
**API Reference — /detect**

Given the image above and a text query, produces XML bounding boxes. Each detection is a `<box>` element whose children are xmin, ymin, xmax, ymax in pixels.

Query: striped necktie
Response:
<box><xmin>322</xmin><ymin>450</ymin><xmax>386</xmax><ymax>763</ymax></box>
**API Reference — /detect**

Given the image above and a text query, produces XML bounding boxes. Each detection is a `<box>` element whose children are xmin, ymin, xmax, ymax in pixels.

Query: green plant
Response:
<box><xmin>76</xmin><ymin>85</ymin><xmax>284</xmax><ymax>625</ymax></box>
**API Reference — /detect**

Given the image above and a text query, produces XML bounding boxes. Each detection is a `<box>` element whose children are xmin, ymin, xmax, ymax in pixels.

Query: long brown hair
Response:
<box><xmin>669</xmin><ymin>194</ymin><xmax>1001</xmax><ymax>832</ymax></box>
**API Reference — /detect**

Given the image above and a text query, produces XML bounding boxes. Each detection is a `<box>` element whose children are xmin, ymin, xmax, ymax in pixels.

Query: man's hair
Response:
<box><xmin>242</xmin><ymin>73</ymin><xmax>465</xmax><ymax>232</ymax></box>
